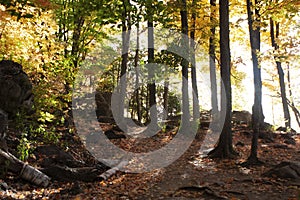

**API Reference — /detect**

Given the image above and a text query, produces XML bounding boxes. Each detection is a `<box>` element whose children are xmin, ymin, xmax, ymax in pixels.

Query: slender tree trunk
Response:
<box><xmin>209</xmin><ymin>0</ymin><xmax>219</xmax><ymax>116</ymax></box>
<box><xmin>208</xmin><ymin>0</ymin><xmax>236</xmax><ymax>158</ymax></box>
<box><xmin>287</xmin><ymin>63</ymin><xmax>300</xmax><ymax>128</ymax></box>
<box><xmin>190</xmin><ymin>0</ymin><xmax>200</xmax><ymax>121</ymax></box>
<box><xmin>270</xmin><ymin>19</ymin><xmax>291</xmax><ymax>128</ymax></box>
<box><xmin>163</xmin><ymin>66</ymin><xmax>169</xmax><ymax>118</ymax></box>
<box><xmin>119</xmin><ymin>0</ymin><xmax>131</xmax><ymax>123</ymax></box>
<box><xmin>134</xmin><ymin>19</ymin><xmax>141</xmax><ymax>122</ymax></box>
<box><xmin>147</xmin><ymin>2</ymin><xmax>158</xmax><ymax>125</ymax></box>
<box><xmin>71</xmin><ymin>16</ymin><xmax>84</xmax><ymax>69</ymax></box>
<box><xmin>245</xmin><ymin>0</ymin><xmax>264</xmax><ymax>165</ymax></box>
<box><xmin>180</xmin><ymin>0</ymin><xmax>190</xmax><ymax>127</ymax></box>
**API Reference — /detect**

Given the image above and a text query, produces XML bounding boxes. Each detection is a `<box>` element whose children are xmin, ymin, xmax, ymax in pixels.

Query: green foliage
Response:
<box><xmin>17</xmin><ymin>134</ymin><xmax>31</xmax><ymax>161</ymax></box>
<box><xmin>0</xmin><ymin>0</ymin><xmax>299</xmax><ymax>155</ymax></box>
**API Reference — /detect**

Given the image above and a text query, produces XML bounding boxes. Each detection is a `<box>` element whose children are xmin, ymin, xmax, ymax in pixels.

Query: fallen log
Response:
<box><xmin>99</xmin><ymin>160</ymin><xmax>128</xmax><ymax>180</ymax></box>
<box><xmin>41</xmin><ymin>165</ymin><xmax>102</xmax><ymax>182</ymax></box>
<box><xmin>0</xmin><ymin>149</ymin><xmax>50</xmax><ymax>187</ymax></box>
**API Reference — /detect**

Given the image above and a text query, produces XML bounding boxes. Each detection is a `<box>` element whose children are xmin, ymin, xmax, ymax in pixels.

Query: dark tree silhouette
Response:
<box><xmin>244</xmin><ymin>0</ymin><xmax>264</xmax><ymax>165</ymax></box>
<box><xmin>134</xmin><ymin>17</ymin><xmax>141</xmax><ymax>122</ymax></box>
<box><xmin>180</xmin><ymin>0</ymin><xmax>190</xmax><ymax>127</ymax></box>
<box><xmin>209</xmin><ymin>0</ymin><xmax>219</xmax><ymax>117</ymax></box>
<box><xmin>208</xmin><ymin>0</ymin><xmax>236</xmax><ymax>158</ymax></box>
<box><xmin>190</xmin><ymin>0</ymin><xmax>200</xmax><ymax>121</ymax></box>
<box><xmin>118</xmin><ymin>0</ymin><xmax>131</xmax><ymax>125</ymax></box>
<box><xmin>147</xmin><ymin>1</ymin><xmax>158</xmax><ymax>125</ymax></box>
<box><xmin>270</xmin><ymin>19</ymin><xmax>291</xmax><ymax>128</ymax></box>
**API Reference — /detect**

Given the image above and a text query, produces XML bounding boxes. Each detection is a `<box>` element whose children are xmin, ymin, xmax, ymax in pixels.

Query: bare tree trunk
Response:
<box><xmin>71</xmin><ymin>16</ymin><xmax>84</xmax><ymax>69</ymax></box>
<box><xmin>147</xmin><ymin>2</ymin><xmax>158</xmax><ymax>126</ymax></box>
<box><xmin>245</xmin><ymin>0</ymin><xmax>264</xmax><ymax>165</ymax></box>
<box><xmin>190</xmin><ymin>0</ymin><xmax>200</xmax><ymax>121</ymax></box>
<box><xmin>286</xmin><ymin>63</ymin><xmax>300</xmax><ymax>128</ymax></box>
<box><xmin>270</xmin><ymin>19</ymin><xmax>291</xmax><ymax>128</ymax></box>
<box><xmin>0</xmin><ymin>149</ymin><xmax>50</xmax><ymax>187</ymax></box>
<box><xmin>134</xmin><ymin>19</ymin><xmax>141</xmax><ymax>122</ymax></box>
<box><xmin>209</xmin><ymin>0</ymin><xmax>219</xmax><ymax>116</ymax></box>
<box><xmin>208</xmin><ymin>0</ymin><xmax>236</xmax><ymax>158</ymax></box>
<box><xmin>118</xmin><ymin>0</ymin><xmax>131</xmax><ymax>124</ymax></box>
<box><xmin>163</xmin><ymin>68</ymin><xmax>169</xmax><ymax>118</ymax></box>
<box><xmin>180</xmin><ymin>0</ymin><xmax>190</xmax><ymax>128</ymax></box>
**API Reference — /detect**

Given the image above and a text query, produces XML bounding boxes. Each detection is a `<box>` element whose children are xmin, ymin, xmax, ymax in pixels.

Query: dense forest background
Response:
<box><xmin>0</xmin><ymin>0</ymin><xmax>300</xmax><ymax>199</ymax></box>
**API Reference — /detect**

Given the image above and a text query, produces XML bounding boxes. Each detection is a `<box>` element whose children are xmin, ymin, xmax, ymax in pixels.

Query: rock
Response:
<box><xmin>0</xmin><ymin>109</ymin><xmax>8</xmax><ymax>152</ymax></box>
<box><xmin>0</xmin><ymin>109</ymin><xmax>7</xmax><ymax>137</ymax></box>
<box><xmin>232</xmin><ymin>110</ymin><xmax>251</xmax><ymax>126</ymax></box>
<box><xmin>264</xmin><ymin>161</ymin><xmax>300</xmax><ymax>180</ymax></box>
<box><xmin>276</xmin><ymin>126</ymin><xmax>297</xmax><ymax>133</ymax></box>
<box><xmin>0</xmin><ymin>60</ymin><xmax>33</xmax><ymax>116</ymax></box>
<box><xmin>280</xmin><ymin>133</ymin><xmax>297</xmax><ymax>145</ymax></box>
<box><xmin>95</xmin><ymin>91</ymin><xmax>112</xmax><ymax>118</ymax></box>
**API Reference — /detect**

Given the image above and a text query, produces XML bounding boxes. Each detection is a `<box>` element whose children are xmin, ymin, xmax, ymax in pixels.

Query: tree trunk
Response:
<box><xmin>134</xmin><ymin>19</ymin><xmax>141</xmax><ymax>122</ymax></box>
<box><xmin>190</xmin><ymin>0</ymin><xmax>200</xmax><ymax>121</ymax></box>
<box><xmin>163</xmin><ymin>68</ymin><xmax>169</xmax><ymax>118</ymax></box>
<box><xmin>209</xmin><ymin>0</ymin><xmax>219</xmax><ymax>116</ymax></box>
<box><xmin>244</xmin><ymin>0</ymin><xmax>264</xmax><ymax>165</ymax></box>
<box><xmin>71</xmin><ymin>16</ymin><xmax>84</xmax><ymax>69</ymax></box>
<box><xmin>118</xmin><ymin>0</ymin><xmax>131</xmax><ymax>125</ymax></box>
<box><xmin>180</xmin><ymin>0</ymin><xmax>190</xmax><ymax>128</ymax></box>
<box><xmin>208</xmin><ymin>0</ymin><xmax>236</xmax><ymax>158</ymax></box>
<box><xmin>147</xmin><ymin>3</ymin><xmax>158</xmax><ymax>126</ymax></box>
<box><xmin>270</xmin><ymin>19</ymin><xmax>291</xmax><ymax>128</ymax></box>
<box><xmin>286</xmin><ymin>63</ymin><xmax>300</xmax><ymax>128</ymax></box>
<box><xmin>0</xmin><ymin>149</ymin><xmax>50</xmax><ymax>187</ymax></box>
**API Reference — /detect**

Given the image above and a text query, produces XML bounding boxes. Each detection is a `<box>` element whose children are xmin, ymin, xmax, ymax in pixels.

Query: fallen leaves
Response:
<box><xmin>1</xmin><ymin>123</ymin><xmax>300</xmax><ymax>199</ymax></box>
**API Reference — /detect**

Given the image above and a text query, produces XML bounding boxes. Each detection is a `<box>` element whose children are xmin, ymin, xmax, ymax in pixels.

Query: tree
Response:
<box><xmin>270</xmin><ymin>18</ymin><xmax>291</xmax><ymax>128</ymax></box>
<box><xmin>117</xmin><ymin>0</ymin><xmax>131</xmax><ymax>126</ymax></box>
<box><xmin>190</xmin><ymin>0</ymin><xmax>200</xmax><ymax>121</ymax></box>
<box><xmin>180</xmin><ymin>0</ymin><xmax>190</xmax><ymax>127</ymax></box>
<box><xmin>134</xmin><ymin>15</ymin><xmax>142</xmax><ymax>123</ymax></box>
<box><xmin>244</xmin><ymin>0</ymin><xmax>264</xmax><ymax>165</ymax></box>
<box><xmin>287</xmin><ymin>63</ymin><xmax>300</xmax><ymax>128</ymax></box>
<box><xmin>209</xmin><ymin>0</ymin><xmax>219</xmax><ymax>117</ymax></box>
<box><xmin>147</xmin><ymin>0</ymin><xmax>158</xmax><ymax>126</ymax></box>
<box><xmin>208</xmin><ymin>0</ymin><xmax>236</xmax><ymax>158</ymax></box>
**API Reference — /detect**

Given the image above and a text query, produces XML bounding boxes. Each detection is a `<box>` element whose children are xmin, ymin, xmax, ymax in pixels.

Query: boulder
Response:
<box><xmin>0</xmin><ymin>109</ymin><xmax>8</xmax><ymax>151</ymax></box>
<box><xmin>0</xmin><ymin>60</ymin><xmax>33</xmax><ymax>116</ymax></box>
<box><xmin>95</xmin><ymin>91</ymin><xmax>112</xmax><ymax>118</ymax></box>
<box><xmin>232</xmin><ymin>110</ymin><xmax>252</xmax><ymax>126</ymax></box>
<box><xmin>0</xmin><ymin>109</ymin><xmax>7</xmax><ymax>136</ymax></box>
<box><xmin>264</xmin><ymin>161</ymin><xmax>300</xmax><ymax>180</ymax></box>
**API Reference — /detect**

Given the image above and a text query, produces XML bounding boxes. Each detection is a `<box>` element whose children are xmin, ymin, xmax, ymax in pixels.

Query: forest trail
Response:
<box><xmin>1</xmin><ymin>123</ymin><xmax>300</xmax><ymax>199</ymax></box>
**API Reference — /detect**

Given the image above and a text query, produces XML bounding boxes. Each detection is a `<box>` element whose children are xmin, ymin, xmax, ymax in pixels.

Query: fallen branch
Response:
<box><xmin>99</xmin><ymin>160</ymin><xmax>128</xmax><ymax>181</ymax></box>
<box><xmin>0</xmin><ymin>149</ymin><xmax>50</xmax><ymax>187</ymax></box>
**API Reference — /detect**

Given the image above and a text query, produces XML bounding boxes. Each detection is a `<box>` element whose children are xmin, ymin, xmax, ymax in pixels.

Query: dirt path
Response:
<box><xmin>1</xmin><ymin>125</ymin><xmax>300</xmax><ymax>199</ymax></box>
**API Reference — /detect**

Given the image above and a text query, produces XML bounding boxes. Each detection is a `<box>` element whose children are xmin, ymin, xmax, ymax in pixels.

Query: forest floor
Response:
<box><xmin>1</xmin><ymin>122</ymin><xmax>300</xmax><ymax>200</ymax></box>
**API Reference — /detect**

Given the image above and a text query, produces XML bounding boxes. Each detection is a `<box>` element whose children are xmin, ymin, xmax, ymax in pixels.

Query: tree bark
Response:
<box><xmin>190</xmin><ymin>0</ymin><xmax>200</xmax><ymax>122</ymax></box>
<box><xmin>208</xmin><ymin>0</ymin><xmax>236</xmax><ymax>158</ymax></box>
<box><xmin>163</xmin><ymin>67</ymin><xmax>169</xmax><ymax>117</ymax></box>
<box><xmin>118</xmin><ymin>0</ymin><xmax>131</xmax><ymax>125</ymax></box>
<box><xmin>245</xmin><ymin>0</ymin><xmax>264</xmax><ymax>165</ymax></box>
<box><xmin>270</xmin><ymin>19</ymin><xmax>291</xmax><ymax>128</ymax></box>
<box><xmin>286</xmin><ymin>63</ymin><xmax>300</xmax><ymax>128</ymax></box>
<box><xmin>0</xmin><ymin>149</ymin><xmax>50</xmax><ymax>187</ymax></box>
<box><xmin>134</xmin><ymin>19</ymin><xmax>141</xmax><ymax>122</ymax></box>
<box><xmin>209</xmin><ymin>0</ymin><xmax>219</xmax><ymax>116</ymax></box>
<box><xmin>147</xmin><ymin>2</ymin><xmax>158</xmax><ymax>125</ymax></box>
<box><xmin>180</xmin><ymin>0</ymin><xmax>190</xmax><ymax>128</ymax></box>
